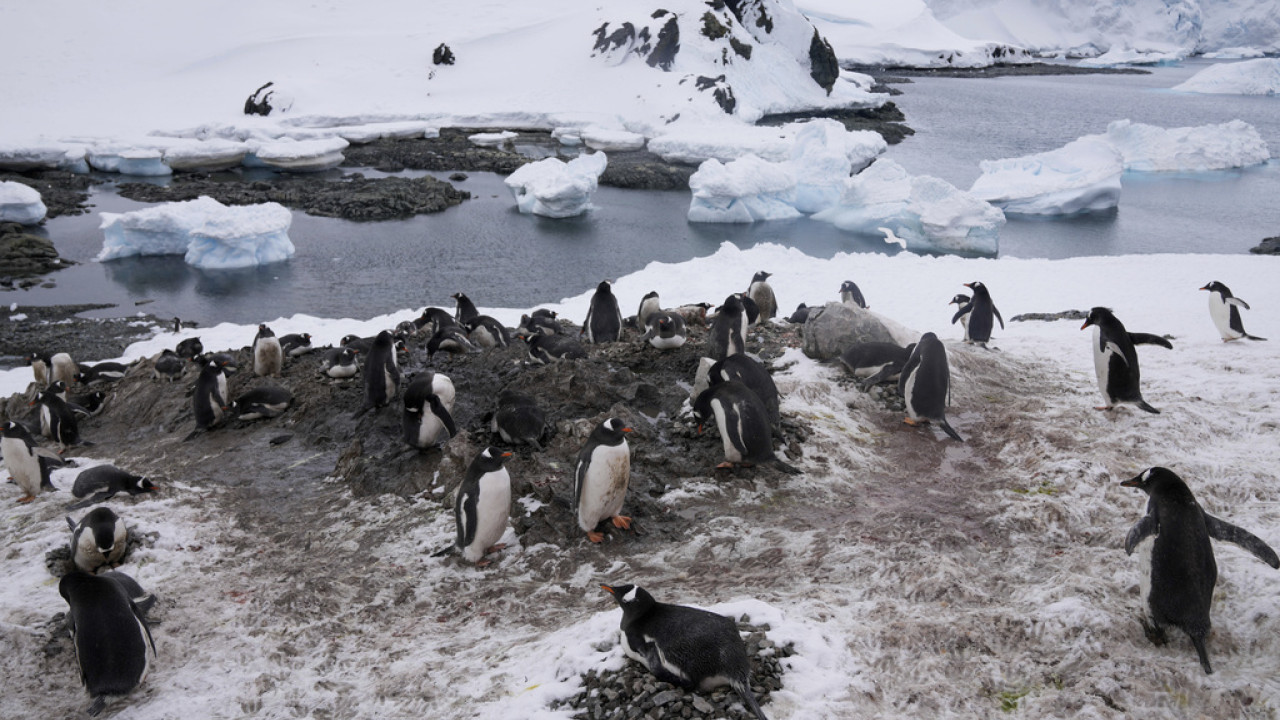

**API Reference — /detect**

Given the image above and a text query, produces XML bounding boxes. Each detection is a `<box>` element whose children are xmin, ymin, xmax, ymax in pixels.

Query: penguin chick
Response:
<box><xmin>746</xmin><ymin>271</ymin><xmax>777</xmax><ymax>323</ymax></box>
<box><xmin>252</xmin><ymin>324</ymin><xmax>283</xmax><ymax>377</ymax></box>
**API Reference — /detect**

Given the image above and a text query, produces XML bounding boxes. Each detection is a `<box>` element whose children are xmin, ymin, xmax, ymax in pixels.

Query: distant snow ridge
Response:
<box><xmin>505</xmin><ymin>152</ymin><xmax>608</xmax><ymax>218</ymax></box>
<box><xmin>1173</xmin><ymin>58</ymin><xmax>1280</xmax><ymax>95</ymax></box>
<box><xmin>0</xmin><ymin>181</ymin><xmax>48</xmax><ymax>225</ymax></box>
<box><xmin>97</xmin><ymin>196</ymin><xmax>295</xmax><ymax>270</ymax></box>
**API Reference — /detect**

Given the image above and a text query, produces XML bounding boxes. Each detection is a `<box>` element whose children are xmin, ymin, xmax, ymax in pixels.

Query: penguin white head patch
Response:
<box><xmin>481</xmin><ymin>448</ymin><xmax>493</xmax><ymax>460</ymax></box>
<box><xmin>622</xmin><ymin>586</ymin><xmax>638</xmax><ymax>603</ymax></box>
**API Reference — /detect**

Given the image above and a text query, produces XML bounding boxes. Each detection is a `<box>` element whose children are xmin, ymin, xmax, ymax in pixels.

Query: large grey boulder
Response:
<box><xmin>801</xmin><ymin>301</ymin><xmax>896</xmax><ymax>360</ymax></box>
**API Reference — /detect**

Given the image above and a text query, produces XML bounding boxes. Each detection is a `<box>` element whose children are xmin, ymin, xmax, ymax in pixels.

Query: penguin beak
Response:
<box><xmin>621</xmin><ymin>427</ymin><xmax>633</xmax><ymax>433</ymax></box>
<box><xmin>1198</xmin><ymin>285</ymin><xmax>1209</xmax><ymax>291</ymax></box>
<box><xmin>501</xmin><ymin>452</ymin><xmax>512</xmax><ymax>459</ymax></box>
<box><xmin>1120</xmin><ymin>475</ymin><xmax>1143</xmax><ymax>488</ymax></box>
<box><xmin>963</xmin><ymin>282</ymin><xmax>974</xmax><ymax>289</ymax></box>
<box><xmin>1079</xmin><ymin>320</ymin><xmax>1091</xmax><ymax>330</ymax></box>
<box><xmin>697</xmin><ymin>424</ymin><xmax>704</xmax><ymax>435</ymax></box>
<box><xmin>601</xmin><ymin>584</ymin><xmax>615</xmax><ymax>594</ymax></box>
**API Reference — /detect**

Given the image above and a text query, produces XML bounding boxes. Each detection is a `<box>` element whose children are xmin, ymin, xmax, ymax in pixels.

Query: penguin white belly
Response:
<box><xmin>649</xmin><ymin>334</ymin><xmax>685</xmax><ymax>350</ymax></box>
<box><xmin>1090</xmin><ymin>327</ymin><xmax>1114</xmax><ymax>404</ymax></box>
<box><xmin>902</xmin><ymin>368</ymin><xmax>921</xmax><ymax>421</ymax></box>
<box><xmin>1207</xmin><ymin>294</ymin><xmax>1239</xmax><ymax>340</ymax></box>
<box><xmin>578</xmin><ymin>444</ymin><xmax>630</xmax><ymax>531</ymax></box>
<box><xmin>39</xmin><ymin>405</ymin><xmax>53</xmax><ymax>438</ymax></box>
<box><xmin>206</xmin><ymin>391</ymin><xmax>226</xmax><ymax>425</ymax></box>
<box><xmin>711</xmin><ymin>399</ymin><xmax>744</xmax><ymax>463</ymax></box>
<box><xmin>215</xmin><ymin>373</ymin><xmax>228</xmax><ymax>404</ymax></box>
<box><xmin>328</xmin><ymin>362</ymin><xmax>357</xmax><ymax>379</ymax></box>
<box><xmin>2</xmin><ymin>438</ymin><xmax>41</xmax><ymax>497</ymax></box>
<box><xmin>382</xmin><ymin>368</ymin><xmax>397</xmax><ymax>400</ymax></box>
<box><xmin>960</xmin><ymin>313</ymin><xmax>971</xmax><ymax>341</ymax></box>
<box><xmin>433</xmin><ymin>376</ymin><xmax>456</xmax><ymax>409</ymax></box>
<box><xmin>463</xmin><ymin>468</ymin><xmax>511</xmax><ymax>562</ymax></box>
<box><xmin>1134</xmin><ymin>534</ymin><xmax>1155</xmax><ymax>625</ymax></box>
<box><xmin>75</xmin><ymin>529</ymin><xmax>108</xmax><ymax>572</ymax></box>
<box><xmin>416</xmin><ymin>410</ymin><xmax>446</xmax><ymax>447</ymax></box>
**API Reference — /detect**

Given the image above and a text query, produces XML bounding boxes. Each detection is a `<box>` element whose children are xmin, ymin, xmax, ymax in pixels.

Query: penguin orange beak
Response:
<box><xmin>621</xmin><ymin>427</ymin><xmax>633</xmax><ymax>433</ymax></box>
<box><xmin>601</xmin><ymin>584</ymin><xmax>615</xmax><ymax>594</ymax></box>
<box><xmin>501</xmin><ymin>452</ymin><xmax>512</xmax><ymax>458</ymax></box>
<box><xmin>1198</xmin><ymin>285</ymin><xmax>1209</xmax><ymax>291</ymax></box>
<box><xmin>1120</xmin><ymin>477</ymin><xmax>1142</xmax><ymax>488</ymax></box>
<box><xmin>1080</xmin><ymin>320</ymin><xmax>1091</xmax><ymax>330</ymax></box>
<box><xmin>963</xmin><ymin>282</ymin><xmax>974</xmax><ymax>289</ymax></box>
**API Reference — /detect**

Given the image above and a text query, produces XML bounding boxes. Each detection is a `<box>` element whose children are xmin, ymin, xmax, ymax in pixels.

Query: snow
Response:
<box><xmin>504</xmin><ymin>152</ymin><xmax>608</xmax><ymax>218</ymax></box>
<box><xmin>0</xmin><ymin>181</ymin><xmax>48</xmax><ymax>225</ymax></box>
<box><xmin>97</xmin><ymin>196</ymin><xmax>295</xmax><ymax>270</ymax></box>
<box><xmin>1076</xmin><ymin>45</ymin><xmax>1189</xmax><ymax>68</ymax></box>
<box><xmin>243</xmin><ymin>137</ymin><xmax>348</xmax><ymax>172</ymax></box>
<box><xmin>1174</xmin><ymin>58</ymin><xmax>1280</xmax><ymax>95</ymax></box>
<box><xmin>970</xmin><ymin>137</ymin><xmax>1123</xmax><ymax>215</ymax></box>
<box><xmin>1100</xmin><ymin>119</ymin><xmax>1271</xmax><ymax>173</ymax></box>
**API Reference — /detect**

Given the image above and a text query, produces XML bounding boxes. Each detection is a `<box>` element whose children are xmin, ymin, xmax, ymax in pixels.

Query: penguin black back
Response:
<box><xmin>584</xmin><ymin>280</ymin><xmax>622</xmax><ymax>343</ymax></box>
<box><xmin>839</xmin><ymin>280</ymin><xmax>867</xmax><ymax>309</ymax></box>
<box><xmin>708</xmin><ymin>295</ymin><xmax>747</xmax><ymax>361</ymax></box>
<box><xmin>708</xmin><ymin>355</ymin><xmax>780</xmax><ymax>428</ymax></box>
<box><xmin>898</xmin><ymin>332</ymin><xmax>963</xmax><ymax>442</ymax></box>
<box><xmin>359</xmin><ymin>330</ymin><xmax>401</xmax><ymax>415</ymax></box>
<box><xmin>72</xmin><ymin>465</ymin><xmax>156</xmax><ymax>502</ymax></box>
<box><xmin>59</xmin><ymin>571</ymin><xmax>155</xmax><ymax>716</ymax></box>
<box><xmin>452</xmin><ymin>292</ymin><xmax>481</xmax><ymax>324</ymax></box>
<box><xmin>958</xmin><ymin>281</ymin><xmax>1002</xmax><ymax>344</ymax></box>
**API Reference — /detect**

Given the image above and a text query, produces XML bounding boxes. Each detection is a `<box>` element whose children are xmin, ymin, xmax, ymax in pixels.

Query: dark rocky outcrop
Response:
<box><xmin>695</xmin><ymin>74</ymin><xmax>737</xmax><ymax>114</ymax></box>
<box><xmin>244</xmin><ymin>82</ymin><xmax>277</xmax><ymax>117</ymax></box>
<box><xmin>801</xmin><ymin>302</ymin><xmax>897</xmax><ymax>361</ymax></box>
<box><xmin>646</xmin><ymin>16</ymin><xmax>681</xmax><ymax>71</ymax></box>
<box><xmin>808</xmin><ymin>28</ymin><xmax>839</xmax><ymax>94</ymax></box>
<box><xmin>0</xmin><ymin>223</ymin><xmax>66</xmax><ymax>280</ymax></box>
<box><xmin>432</xmin><ymin>43</ymin><xmax>455</xmax><ymax>65</ymax></box>
<box><xmin>757</xmin><ymin>103</ymin><xmax>915</xmax><ymax>145</ymax></box>
<box><xmin>1250</xmin><ymin>236</ymin><xmax>1280</xmax><ymax>254</ymax></box>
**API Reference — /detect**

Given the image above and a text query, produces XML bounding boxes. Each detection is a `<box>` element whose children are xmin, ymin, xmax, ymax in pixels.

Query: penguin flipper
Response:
<box><xmin>1103</xmin><ymin>341</ymin><xmax>1130</xmax><ymax>365</ymax></box>
<box><xmin>1204</xmin><ymin>513</ymin><xmax>1280</xmax><ymax>568</ymax></box>
<box><xmin>950</xmin><ymin>307</ymin><xmax>971</xmax><ymax>325</ymax></box>
<box><xmin>1226</xmin><ymin>297</ymin><xmax>1251</xmax><ymax>310</ymax></box>
<box><xmin>431</xmin><ymin>397</ymin><xmax>457</xmax><ymax>438</ymax></box>
<box><xmin>1128</xmin><ymin>332</ymin><xmax>1173</xmax><ymax>350</ymax></box>
<box><xmin>858</xmin><ymin>365</ymin><xmax>896</xmax><ymax>391</ymax></box>
<box><xmin>66</xmin><ymin>492</ymin><xmax>111</xmax><ymax>511</ymax></box>
<box><xmin>1124</xmin><ymin>514</ymin><xmax>1158</xmax><ymax>555</ymax></box>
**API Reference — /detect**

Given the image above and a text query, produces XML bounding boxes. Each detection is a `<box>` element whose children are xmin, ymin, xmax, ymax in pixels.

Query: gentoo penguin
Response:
<box><xmin>68</xmin><ymin>507</ymin><xmax>128</xmax><ymax>574</ymax></box>
<box><xmin>59</xmin><ymin>570</ymin><xmax>156</xmax><ymax>716</ymax></box>
<box><xmin>72</xmin><ymin>465</ymin><xmax>156</xmax><ymax>505</ymax></box>
<box><xmin>426</xmin><ymin>325</ymin><xmax>478</xmax><ymax>358</ymax></box>
<box><xmin>674</xmin><ymin>302</ymin><xmax>712</xmax><ymax>327</ymax></box>
<box><xmin>518</xmin><ymin>310</ymin><xmax>561</xmax><ymax>336</ymax></box>
<box><xmin>700</xmin><ymin>355</ymin><xmax>781</xmax><ymax>429</ymax></box>
<box><xmin>839</xmin><ymin>280</ymin><xmax>867</xmax><ymax>309</ymax></box>
<box><xmin>734</xmin><ymin>293</ymin><xmax>761</xmax><ymax>326</ymax></box>
<box><xmin>708</xmin><ymin>294</ymin><xmax>748</xmax><ymax>361</ymax></box>
<box><xmin>68</xmin><ymin>390</ymin><xmax>108</xmax><ymax>418</ymax></box>
<box><xmin>898</xmin><ymin>332</ymin><xmax>963</xmax><ymax>442</ymax></box>
<box><xmin>174</xmin><ymin>336</ymin><xmax>203</xmax><ymax>360</ymax></box>
<box><xmin>948</xmin><ymin>294</ymin><xmax>972</xmax><ymax>338</ymax></box>
<box><xmin>746</xmin><ymin>271</ymin><xmax>777</xmax><ymax>323</ymax></box>
<box><xmin>452</xmin><ymin>292</ymin><xmax>481</xmax><ymax>324</ymax></box>
<box><xmin>340</xmin><ymin>334</ymin><xmax>375</xmax><ymax>354</ymax></box>
<box><xmin>641</xmin><ymin>312</ymin><xmax>687</xmax><ymax>350</ymax></box>
<box><xmin>519</xmin><ymin>332</ymin><xmax>587</xmax><ymax>364</ymax></box>
<box><xmin>583</xmin><ymin>280</ymin><xmax>623</xmax><ymax>343</ymax></box>
<box><xmin>1080</xmin><ymin>307</ymin><xmax>1172</xmax><ymax>414</ymax></box>
<box><xmin>252</xmin><ymin>324</ymin><xmax>283</xmax><ymax>377</ymax></box>
<box><xmin>637</xmin><ymin>291</ymin><xmax>663</xmax><ymax>331</ymax></box>
<box><xmin>402</xmin><ymin>371</ymin><xmax>456</xmax><ymax>449</ymax></box>
<box><xmin>1200</xmin><ymin>281</ymin><xmax>1265</xmax><ymax>342</ymax></box>
<box><xmin>75</xmin><ymin>362</ymin><xmax>129</xmax><ymax>385</ymax></box>
<box><xmin>320</xmin><ymin>347</ymin><xmax>359</xmax><ymax>379</ymax></box>
<box><xmin>357</xmin><ymin>330</ymin><xmax>400</xmax><ymax>416</ymax></box>
<box><xmin>279</xmin><ymin>332</ymin><xmax>314</xmax><ymax>357</ymax></box>
<box><xmin>153</xmin><ymin>349</ymin><xmax>185</xmax><ymax>382</ymax></box>
<box><xmin>413</xmin><ymin>306</ymin><xmax>457</xmax><ymax>337</ymax></box>
<box><xmin>953</xmin><ymin>281</ymin><xmax>1003</xmax><ymax>345</ymax></box>
<box><xmin>192</xmin><ymin>358</ymin><xmax>233</xmax><ymax>432</ymax></box>
<box><xmin>575</xmin><ymin>418</ymin><xmax>633</xmax><ymax>543</ymax></box>
<box><xmin>693</xmin><ymin>381</ymin><xmax>798</xmax><ymax>473</ymax></box>
<box><xmin>600</xmin><ymin>584</ymin><xmax>769</xmax><ymax>720</ymax></box>
<box><xmin>464</xmin><ymin>315</ymin><xmax>511</xmax><ymax>349</ymax></box>
<box><xmin>1121</xmin><ymin>467</ymin><xmax>1279</xmax><ymax>675</ymax></box>
<box><xmin>1</xmin><ymin>420</ymin><xmax>56</xmax><ymax>502</ymax></box>
<box><xmin>837</xmin><ymin>341</ymin><xmax>916</xmax><ymax>391</ymax></box>
<box><xmin>454</xmin><ymin>447</ymin><xmax>513</xmax><ymax>565</ymax></box>
<box><xmin>34</xmin><ymin>382</ymin><xmax>81</xmax><ymax>449</ymax></box>
<box><xmin>233</xmin><ymin>384</ymin><xmax>293</xmax><ymax>421</ymax></box>
<box><xmin>491</xmin><ymin>390</ymin><xmax>549</xmax><ymax>450</ymax></box>
<box><xmin>25</xmin><ymin>352</ymin><xmax>51</xmax><ymax>387</ymax></box>
<box><xmin>785</xmin><ymin>303</ymin><xmax>811</xmax><ymax>324</ymax></box>
<box><xmin>50</xmin><ymin>352</ymin><xmax>78</xmax><ymax>386</ymax></box>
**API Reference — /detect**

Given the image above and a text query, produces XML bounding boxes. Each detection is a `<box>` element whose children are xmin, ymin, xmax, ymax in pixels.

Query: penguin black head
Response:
<box><xmin>257</xmin><ymin>324</ymin><xmax>274</xmax><ymax>337</ymax></box>
<box><xmin>601</xmin><ymin>583</ymin><xmax>655</xmax><ymax>614</ymax></box>
<box><xmin>752</xmin><ymin>271</ymin><xmax>771</xmax><ymax>282</ymax></box>
<box><xmin>1080</xmin><ymin>306</ymin><xmax>1116</xmax><ymax>331</ymax></box>
<box><xmin>949</xmin><ymin>294</ymin><xmax>970</xmax><ymax>306</ymax></box>
<box><xmin>1120</xmin><ymin>466</ymin><xmax>1197</xmax><ymax>504</ymax></box>
<box><xmin>720</xmin><ymin>294</ymin><xmax>744</xmax><ymax>313</ymax></box>
<box><xmin>474</xmin><ymin>446</ymin><xmax>513</xmax><ymax>471</ymax></box>
<box><xmin>642</xmin><ymin>291</ymin><xmax>658</xmax><ymax>301</ymax></box>
<box><xmin>533</xmin><ymin>308</ymin><xmax>558</xmax><ymax>319</ymax></box>
<box><xmin>596</xmin><ymin>417</ymin><xmax>633</xmax><ymax>444</ymax></box>
<box><xmin>1199</xmin><ymin>281</ymin><xmax>1230</xmax><ymax>295</ymax></box>
<box><xmin>596</xmin><ymin>280</ymin><xmax>614</xmax><ymax>295</ymax></box>
<box><xmin>452</xmin><ymin>292</ymin><xmax>468</xmax><ymax>302</ymax></box>
<box><xmin>964</xmin><ymin>281</ymin><xmax>991</xmax><ymax>297</ymax></box>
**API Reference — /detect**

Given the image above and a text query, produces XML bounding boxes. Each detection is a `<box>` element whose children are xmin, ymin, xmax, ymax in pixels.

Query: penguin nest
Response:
<box><xmin>552</xmin><ymin>620</ymin><xmax>792</xmax><ymax>720</ymax></box>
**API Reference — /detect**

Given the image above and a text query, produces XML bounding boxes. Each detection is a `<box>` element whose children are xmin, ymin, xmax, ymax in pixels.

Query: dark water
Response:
<box><xmin>15</xmin><ymin>60</ymin><xmax>1279</xmax><ymax>325</ymax></box>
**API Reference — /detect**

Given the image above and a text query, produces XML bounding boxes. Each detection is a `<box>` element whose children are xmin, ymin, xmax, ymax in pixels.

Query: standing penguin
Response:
<box><xmin>898</xmin><ymin>332</ymin><xmax>963</xmax><ymax>442</ymax></box>
<box><xmin>746</xmin><ymin>271</ymin><xmax>777</xmax><ymax>323</ymax></box>
<box><xmin>402</xmin><ymin>371</ymin><xmax>456</xmax><ymax>449</ymax></box>
<box><xmin>34</xmin><ymin>382</ymin><xmax>81</xmax><ymax>449</ymax></box>
<box><xmin>1080</xmin><ymin>307</ymin><xmax>1173</xmax><ymax>414</ymax></box>
<box><xmin>636</xmin><ymin>291</ymin><xmax>663</xmax><ymax>331</ymax></box>
<box><xmin>357</xmin><ymin>330</ymin><xmax>401</xmax><ymax>416</ymax></box>
<box><xmin>454</xmin><ymin>447</ymin><xmax>513</xmax><ymax>565</ymax></box>
<box><xmin>1121</xmin><ymin>467</ymin><xmax>1279</xmax><ymax>674</ymax></box>
<box><xmin>839</xmin><ymin>280</ymin><xmax>867</xmax><ymax>309</ymax></box>
<box><xmin>575</xmin><ymin>418</ymin><xmax>633</xmax><ymax>543</ymax></box>
<box><xmin>72</xmin><ymin>465</ymin><xmax>156</xmax><ymax>506</ymax></box>
<box><xmin>192</xmin><ymin>358</ymin><xmax>233</xmax><ymax>433</ymax></box>
<box><xmin>1</xmin><ymin>420</ymin><xmax>56</xmax><ymax>502</ymax></box>
<box><xmin>952</xmin><ymin>282</ymin><xmax>1002</xmax><ymax>345</ymax></box>
<box><xmin>700</xmin><ymin>355</ymin><xmax>781</xmax><ymax>429</ymax></box>
<box><xmin>59</xmin><ymin>571</ymin><xmax>156</xmax><ymax>716</ymax></box>
<box><xmin>600</xmin><ymin>584</ymin><xmax>769</xmax><ymax>720</ymax></box>
<box><xmin>491</xmin><ymin>390</ymin><xmax>549</xmax><ymax>450</ymax></box>
<box><xmin>69</xmin><ymin>507</ymin><xmax>128</xmax><ymax>574</ymax></box>
<box><xmin>948</xmin><ymin>294</ymin><xmax>972</xmax><ymax>337</ymax></box>
<box><xmin>1200</xmin><ymin>281</ymin><xmax>1265</xmax><ymax>342</ymax></box>
<box><xmin>452</xmin><ymin>292</ymin><xmax>481</xmax><ymax>324</ymax></box>
<box><xmin>708</xmin><ymin>294</ymin><xmax>748</xmax><ymax>361</ymax></box>
<box><xmin>584</xmin><ymin>280</ymin><xmax>623</xmax><ymax>343</ymax></box>
<box><xmin>252</xmin><ymin>324</ymin><xmax>283</xmax><ymax>377</ymax></box>
<box><xmin>693</xmin><ymin>381</ymin><xmax>798</xmax><ymax>473</ymax></box>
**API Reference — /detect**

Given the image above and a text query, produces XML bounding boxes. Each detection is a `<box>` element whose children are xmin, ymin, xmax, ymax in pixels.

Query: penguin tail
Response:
<box><xmin>1246</xmin><ymin>334</ymin><xmax>1267</xmax><ymax>341</ymax></box>
<box><xmin>88</xmin><ymin>696</ymin><xmax>107</xmax><ymax>717</ymax></box>
<box><xmin>430</xmin><ymin>543</ymin><xmax>456</xmax><ymax>558</ymax></box>
<box><xmin>770</xmin><ymin>458</ymin><xmax>802</xmax><ymax>475</ymax></box>
<box><xmin>939</xmin><ymin>419</ymin><xmax>965</xmax><ymax>443</ymax></box>
<box><xmin>1191</xmin><ymin>636</ymin><xmax>1214</xmax><ymax>675</ymax></box>
<box><xmin>1135</xmin><ymin>401</ymin><xmax>1161</xmax><ymax>415</ymax></box>
<box><xmin>732</xmin><ymin>680</ymin><xmax>770</xmax><ymax>720</ymax></box>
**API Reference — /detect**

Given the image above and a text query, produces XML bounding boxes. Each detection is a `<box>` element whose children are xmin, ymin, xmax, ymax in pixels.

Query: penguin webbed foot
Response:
<box><xmin>610</xmin><ymin>516</ymin><xmax>632</xmax><ymax>530</ymax></box>
<box><xmin>586</xmin><ymin>531</ymin><xmax>605</xmax><ymax>543</ymax></box>
<box><xmin>1140</xmin><ymin>619</ymin><xmax>1168</xmax><ymax>646</ymax></box>
<box><xmin>16</xmin><ymin>495</ymin><xmax>36</xmax><ymax>504</ymax></box>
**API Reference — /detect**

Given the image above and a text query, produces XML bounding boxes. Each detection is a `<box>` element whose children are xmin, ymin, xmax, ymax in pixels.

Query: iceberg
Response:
<box><xmin>688</xmin><ymin>155</ymin><xmax>801</xmax><ymax>223</ymax></box>
<box><xmin>243</xmin><ymin>137</ymin><xmax>347</xmax><ymax>172</ymax></box>
<box><xmin>160</xmin><ymin>138</ymin><xmax>249</xmax><ymax>172</ymax></box>
<box><xmin>1173</xmin><ymin>59</ymin><xmax>1280</xmax><ymax>96</ymax></box>
<box><xmin>813</xmin><ymin>159</ymin><xmax>1004</xmax><ymax>257</ymax></box>
<box><xmin>581</xmin><ymin>127</ymin><xmax>646</xmax><ymax>152</ymax></box>
<box><xmin>970</xmin><ymin>137</ymin><xmax>1123</xmax><ymax>215</ymax></box>
<box><xmin>98</xmin><ymin>196</ymin><xmax>294</xmax><ymax>270</ymax></box>
<box><xmin>1076</xmin><ymin>46</ymin><xmax>1187</xmax><ymax>68</ymax></box>
<box><xmin>0</xmin><ymin>181</ymin><xmax>48</xmax><ymax>225</ymax></box>
<box><xmin>790</xmin><ymin>119</ymin><xmax>883</xmax><ymax>213</ymax></box>
<box><xmin>0</xmin><ymin>142</ymin><xmax>88</xmax><ymax>173</ymax></box>
<box><xmin>504</xmin><ymin>151</ymin><xmax>608</xmax><ymax>218</ymax></box>
<box><xmin>1101</xmin><ymin>119</ymin><xmax>1270</xmax><ymax>172</ymax></box>
<box><xmin>468</xmin><ymin>131</ymin><xmax>517</xmax><ymax>148</ymax></box>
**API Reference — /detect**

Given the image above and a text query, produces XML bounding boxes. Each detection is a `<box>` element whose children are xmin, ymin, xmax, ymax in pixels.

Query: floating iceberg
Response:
<box><xmin>813</xmin><ymin>159</ymin><xmax>1004</xmax><ymax>257</ymax></box>
<box><xmin>1100</xmin><ymin>119</ymin><xmax>1270</xmax><ymax>172</ymax></box>
<box><xmin>790</xmin><ymin>119</ymin><xmax>883</xmax><ymax>213</ymax></box>
<box><xmin>1173</xmin><ymin>59</ymin><xmax>1280</xmax><ymax>96</ymax></box>
<box><xmin>688</xmin><ymin>155</ymin><xmax>801</xmax><ymax>223</ymax></box>
<box><xmin>0</xmin><ymin>181</ymin><xmax>47</xmax><ymax>225</ymax></box>
<box><xmin>243</xmin><ymin>137</ymin><xmax>347</xmax><ymax>172</ymax></box>
<box><xmin>581</xmin><ymin>127</ymin><xmax>646</xmax><ymax>152</ymax></box>
<box><xmin>98</xmin><ymin>196</ymin><xmax>294</xmax><ymax>270</ymax></box>
<box><xmin>504</xmin><ymin>151</ymin><xmax>608</xmax><ymax>218</ymax></box>
<box><xmin>970</xmin><ymin>137</ymin><xmax>1123</xmax><ymax>215</ymax></box>
<box><xmin>468</xmin><ymin>131</ymin><xmax>517</xmax><ymax>148</ymax></box>
<box><xmin>1076</xmin><ymin>46</ymin><xmax>1187</xmax><ymax>68</ymax></box>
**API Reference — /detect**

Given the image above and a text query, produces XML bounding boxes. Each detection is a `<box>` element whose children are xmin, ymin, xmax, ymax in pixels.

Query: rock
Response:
<box><xmin>0</xmin><ymin>222</ymin><xmax>67</xmax><ymax>278</ymax></box>
<box><xmin>432</xmin><ymin>43</ymin><xmax>455</xmax><ymax>66</ymax></box>
<box><xmin>801</xmin><ymin>302</ymin><xmax>896</xmax><ymax>361</ymax></box>
<box><xmin>1250</xmin><ymin>236</ymin><xmax>1280</xmax><ymax>254</ymax></box>
<box><xmin>808</xmin><ymin>28</ymin><xmax>839</xmax><ymax>94</ymax></box>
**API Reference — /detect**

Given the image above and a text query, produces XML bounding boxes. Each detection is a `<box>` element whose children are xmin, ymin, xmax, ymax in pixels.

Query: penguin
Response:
<box><xmin>746</xmin><ymin>271</ymin><xmax>777</xmax><ymax>323</ymax></box>
<box><xmin>734</xmin><ymin>293</ymin><xmax>761</xmax><ymax>327</ymax></box>
<box><xmin>402</xmin><ymin>371</ymin><xmax>456</xmax><ymax>449</ymax></box>
<box><xmin>452</xmin><ymin>292</ymin><xmax>481</xmax><ymax>324</ymax></box>
<box><xmin>464</xmin><ymin>315</ymin><xmax>511</xmax><ymax>349</ymax></box>
<box><xmin>340</xmin><ymin>334</ymin><xmax>376</xmax><ymax>354</ymax></box>
<box><xmin>693</xmin><ymin>380</ymin><xmax>798</xmax><ymax>473</ymax></box>
<box><xmin>34</xmin><ymin>382</ymin><xmax>81</xmax><ymax>449</ymax></box>
<box><xmin>174</xmin><ymin>336</ymin><xmax>203</xmax><ymax>360</ymax></box>
<box><xmin>491</xmin><ymin>390</ymin><xmax>549</xmax><ymax>450</ymax></box>
<box><xmin>1200</xmin><ymin>281</ymin><xmax>1265</xmax><ymax>342</ymax></box>
<box><xmin>674</xmin><ymin>303</ymin><xmax>712</xmax><ymax>327</ymax></box>
<box><xmin>837</xmin><ymin>341</ymin><xmax>916</xmax><ymax>391</ymax></box>
<box><xmin>839</xmin><ymin>280</ymin><xmax>867</xmax><ymax>309</ymax></box>
<box><xmin>953</xmin><ymin>281</ymin><xmax>1003</xmax><ymax>345</ymax></box>
<box><xmin>233</xmin><ymin>384</ymin><xmax>293</xmax><ymax>421</ymax></box>
<box><xmin>50</xmin><ymin>352</ymin><xmax>78</xmax><ymax>386</ymax></box>
<box><xmin>575</xmin><ymin>418</ymin><xmax>633</xmax><ymax>542</ymax></box>
<box><xmin>320</xmin><ymin>347</ymin><xmax>359</xmax><ymax>379</ymax></box>
<box><xmin>59</xmin><ymin>570</ymin><xmax>156</xmax><ymax>717</ymax></box>
<box><xmin>1080</xmin><ymin>307</ymin><xmax>1173</xmax><ymax>414</ymax></box>
<box><xmin>948</xmin><ymin>294</ymin><xmax>972</xmax><ymax>338</ymax></box>
<box><xmin>1121</xmin><ymin>467</ymin><xmax>1279</xmax><ymax>675</ymax></box>
<box><xmin>68</xmin><ymin>390</ymin><xmax>108</xmax><ymax>418</ymax></box>
<box><xmin>701</xmin><ymin>355</ymin><xmax>781</xmax><ymax>429</ymax></box>
<box><xmin>454</xmin><ymin>447</ymin><xmax>513</xmax><ymax>565</ymax></box>
<box><xmin>74</xmin><ymin>361</ymin><xmax>129</xmax><ymax>385</ymax></box>
<box><xmin>637</xmin><ymin>291</ymin><xmax>663</xmax><ymax>331</ymax></box>
<box><xmin>584</xmin><ymin>280</ymin><xmax>623</xmax><ymax>343</ymax></box>
<box><xmin>357</xmin><ymin>330</ymin><xmax>400</xmax><ymax>416</ymax></box>
<box><xmin>600</xmin><ymin>584</ymin><xmax>769</xmax><ymax>720</ymax></box>
<box><xmin>426</xmin><ymin>324</ymin><xmax>478</xmax><ymax>357</ymax></box>
<box><xmin>171</xmin><ymin>317</ymin><xmax>183</xmax><ymax>333</ymax></box>
<box><xmin>898</xmin><ymin>332</ymin><xmax>963</xmax><ymax>442</ymax></box>
<box><xmin>72</xmin><ymin>465</ymin><xmax>156</xmax><ymax>505</ymax></box>
<box><xmin>252</xmin><ymin>324</ymin><xmax>283</xmax><ymax>377</ymax></box>
<box><xmin>786</xmin><ymin>303</ymin><xmax>811</xmax><ymax>324</ymax></box>
<box><xmin>519</xmin><ymin>332</ymin><xmax>587</xmax><ymax>364</ymax></box>
<box><xmin>413</xmin><ymin>307</ymin><xmax>457</xmax><ymax>337</ymax></box>
<box><xmin>279</xmin><ymin>332</ymin><xmax>314</xmax><ymax>357</ymax></box>
<box><xmin>153</xmin><ymin>349</ymin><xmax>185</xmax><ymax>382</ymax></box>
<box><xmin>641</xmin><ymin>311</ymin><xmax>687</xmax><ymax>350</ymax></box>
<box><xmin>44</xmin><ymin>377</ymin><xmax>70</xmax><ymax>402</ymax></box>
<box><xmin>68</xmin><ymin>507</ymin><xmax>127</xmax><ymax>574</ymax></box>
<box><xmin>26</xmin><ymin>351</ymin><xmax>51</xmax><ymax>387</ymax></box>
<box><xmin>1</xmin><ymin>419</ymin><xmax>56</xmax><ymax>502</ymax></box>
<box><xmin>192</xmin><ymin>358</ymin><xmax>233</xmax><ymax>432</ymax></box>
<box><xmin>708</xmin><ymin>294</ymin><xmax>748</xmax><ymax>361</ymax></box>
<box><xmin>518</xmin><ymin>310</ymin><xmax>561</xmax><ymax>336</ymax></box>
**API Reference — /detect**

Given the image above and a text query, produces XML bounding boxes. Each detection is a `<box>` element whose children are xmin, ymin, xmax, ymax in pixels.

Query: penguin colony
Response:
<box><xmin>2</xmin><ymin>273</ymin><xmax>1275</xmax><ymax>716</ymax></box>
